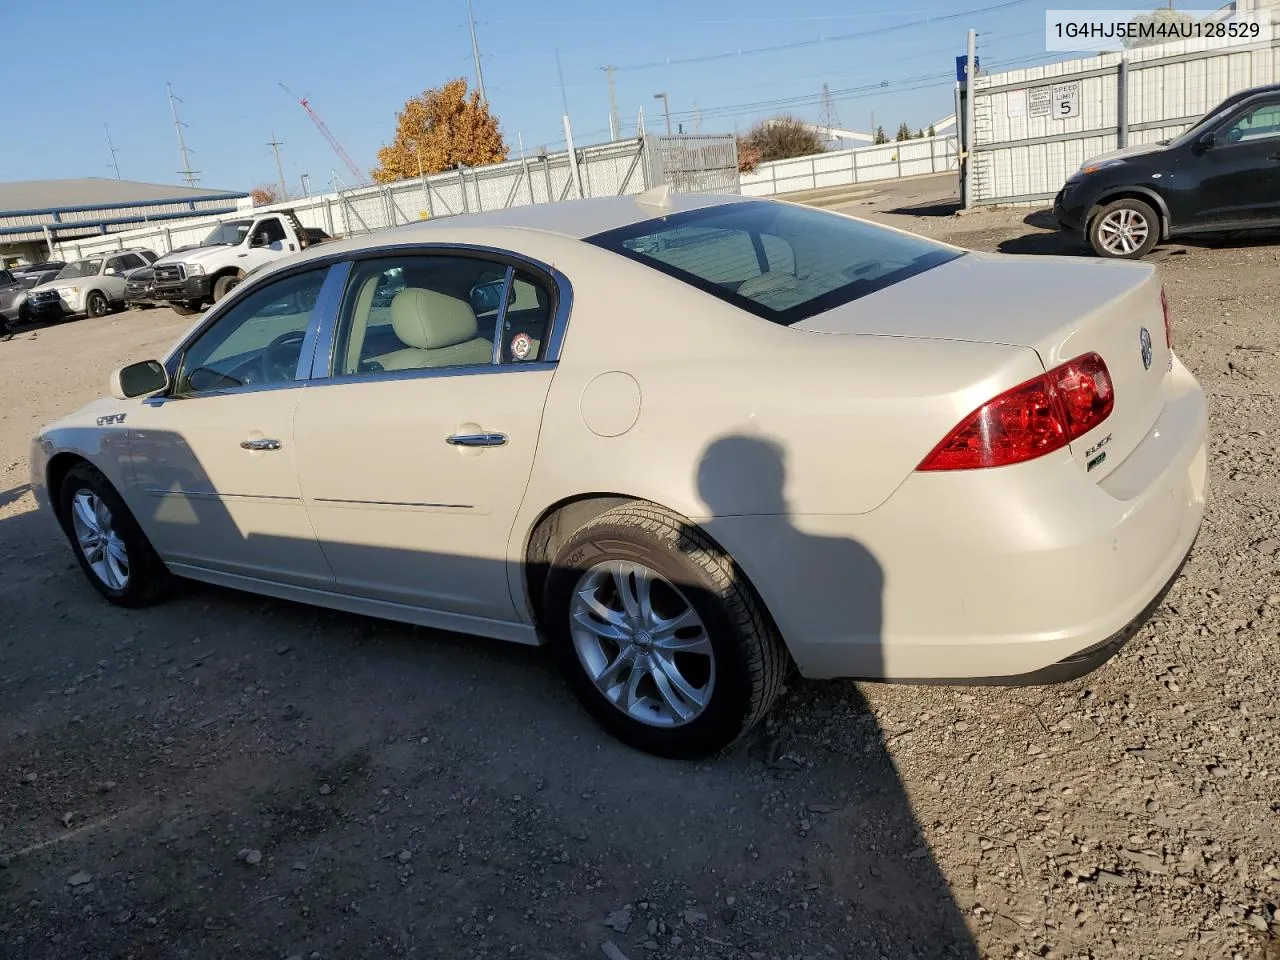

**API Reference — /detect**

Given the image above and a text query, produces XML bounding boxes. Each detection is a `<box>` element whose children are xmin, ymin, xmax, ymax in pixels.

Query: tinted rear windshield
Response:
<box><xmin>585</xmin><ymin>201</ymin><xmax>962</xmax><ymax>326</ymax></box>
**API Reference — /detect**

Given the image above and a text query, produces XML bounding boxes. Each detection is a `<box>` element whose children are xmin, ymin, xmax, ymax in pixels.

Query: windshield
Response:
<box><xmin>585</xmin><ymin>201</ymin><xmax>961</xmax><ymax>326</ymax></box>
<box><xmin>201</xmin><ymin>220</ymin><xmax>253</xmax><ymax>246</ymax></box>
<box><xmin>1170</xmin><ymin>95</ymin><xmax>1249</xmax><ymax>146</ymax></box>
<box><xmin>55</xmin><ymin>259</ymin><xmax>102</xmax><ymax>280</ymax></box>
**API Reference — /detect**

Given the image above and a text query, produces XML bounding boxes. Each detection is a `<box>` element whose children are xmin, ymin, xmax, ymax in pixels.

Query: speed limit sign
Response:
<box><xmin>1051</xmin><ymin>81</ymin><xmax>1081</xmax><ymax>120</ymax></box>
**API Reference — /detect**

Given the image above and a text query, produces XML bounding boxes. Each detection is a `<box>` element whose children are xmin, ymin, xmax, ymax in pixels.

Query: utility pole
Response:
<box><xmin>104</xmin><ymin>124</ymin><xmax>122</xmax><ymax>179</ymax></box>
<box><xmin>300</xmin><ymin>173</ymin><xmax>311</xmax><ymax>197</ymax></box>
<box><xmin>962</xmin><ymin>28</ymin><xmax>977</xmax><ymax>209</ymax></box>
<box><xmin>268</xmin><ymin>131</ymin><xmax>287</xmax><ymax>200</ymax></box>
<box><xmin>167</xmin><ymin>82</ymin><xmax>199</xmax><ymax>187</ymax></box>
<box><xmin>555</xmin><ymin>50</ymin><xmax>570</xmax><ymax>117</ymax></box>
<box><xmin>466</xmin><ymin>0</ymin><xmax>487</xmax><ymax>104</ymax></box>
<box><xmin>654</xmin><ymin>92</ymin><xmax>671</xmax><ymax>135</ymax></box>
<box><xmin>603</xmin><ymin>65</ymin><xmax>621</xmax><ymax>140</ymax></box>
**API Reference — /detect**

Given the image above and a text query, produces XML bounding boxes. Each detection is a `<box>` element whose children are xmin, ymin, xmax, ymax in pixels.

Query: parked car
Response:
<box><xmin>151</xmin><ymin>210</ymin><xmax>332</xmax><ymax>314</ymax></box>
<box><xmin>26</xmin><ymin>249</ymin><xmax>158</xmax><ymax>320</ymax></box>
<box><xmin>0</xmin><ymin>268</ymin><xmax>30</xmax><ymax>326</ymax></box>
<box><xmin>29</xmin><ymin>190</ymin><xmax>1208</xmax><ymax>758</ymax></box>
<box><xmin>1055</xmin><ymin>81</ymin><xmax>1280</xmax><ymax>258</ymax></box>
<box><xmin>12</xmin><ymin>261</ymin><xmax>67</xmax><ymax>289</ymax></box>
<box><xmin>125</xmin><ymin>245</ymin><xmax>202</xmax><ymax>309</ymax></box>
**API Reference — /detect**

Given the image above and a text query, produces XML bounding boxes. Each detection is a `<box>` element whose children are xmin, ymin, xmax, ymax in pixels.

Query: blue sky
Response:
<box><xmin>1</xmin><ymin>0</ymin><xmax>1139</xmax><ymax>193</ymax></box>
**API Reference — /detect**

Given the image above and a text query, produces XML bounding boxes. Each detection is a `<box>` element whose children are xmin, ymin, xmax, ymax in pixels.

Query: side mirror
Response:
<box><xmin>110</xmin><ymin>360</ymin><xmax>169</xmax><ymax>400</ymax></box>
<box><xmin>105</xmin><ymin>267</ymin><xmax>120</xmax><ymax>276</ymax></box>
<box><xmin>250</xmin><ymin>233</ymin><xmax>269</xmax><ymax>248</ymax></box>
<box><xmin>1195</xmin><ymin>131</ymin><xmax>1216</xmax><ymax>153</ymax></box>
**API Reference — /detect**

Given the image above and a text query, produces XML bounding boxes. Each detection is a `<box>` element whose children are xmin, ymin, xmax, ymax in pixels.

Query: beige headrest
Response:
<box><xmin>390</xmin><ymin>288</ymin><xmax>478</xmax><ymax>349</ymax></box>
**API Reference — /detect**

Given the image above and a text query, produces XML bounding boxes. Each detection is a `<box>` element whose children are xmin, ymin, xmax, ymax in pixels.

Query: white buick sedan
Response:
<box><xmin>30</xmin><ymin>189</ymin><xmax>1207</xmax><ymax>758</ymax></box>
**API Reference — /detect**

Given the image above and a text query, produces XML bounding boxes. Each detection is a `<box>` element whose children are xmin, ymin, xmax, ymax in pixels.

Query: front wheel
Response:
<box><xmin>59</xmin><ymin>462</ymin><xmax>171</xmax><ymax>607</ymax></box>
<box><xmin>85</xmin><ymin>291</ymin><xmax>109</xmax><ymax>318</ymax></box>
<box><xmin>170</xmin><ymin>300</ymin><xmax>202</xmax><ymax>316</ymax></box>
<box><xmin>212</xmin><ymin>274</ymin><xmax>241</xmax><ymax>301</ymax></box>
<box><xmin>544</xmin><ymin>503</ymin><xmax>789</xmax><ymax>759</ymax></box>
<box><xmin>1089</xmin><ymin>198</ymin><xmax>1160</xmax><ymax>259</ymax></box>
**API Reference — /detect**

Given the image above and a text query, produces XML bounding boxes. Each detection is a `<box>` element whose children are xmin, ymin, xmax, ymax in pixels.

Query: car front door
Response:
<box><xmin>238</xmin><ymin>218</ymin><xmax>288</xmax><ymax>273</ymax></box>
<box><xmin>123</xmin><ymin>264</ymin><xmax>343</xmax><ymax>586</ymax></box>
<box><xmin>1181</xmin><ymin>97</ymin><xmax>1280</xmax><ymax>227</ymax></box>
<box><xmin>292</xmin><ymin>252</ymin><xmax>560</xmax><ymax>623</ymax></box>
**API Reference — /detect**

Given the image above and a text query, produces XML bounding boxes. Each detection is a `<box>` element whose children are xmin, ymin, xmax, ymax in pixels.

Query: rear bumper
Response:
<box><xmin>713</xmin><ymin>357</ymin><xmax>1208</xmax><ymax>682</ymax></box>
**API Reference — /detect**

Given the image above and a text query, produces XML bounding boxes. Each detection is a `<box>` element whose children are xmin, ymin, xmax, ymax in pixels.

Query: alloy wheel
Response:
<box><xmin>1097</xmin><ymin>208</ymin><xmax>1150</xmax><ymax>255</ymax></box>
<box><xmin>569</xmin><ymin>560</ymin><xmax>716</xmax><ymax>727</ymax></box>
<box><xmin>69</xmin><ymin>490</ymin><xmax>130</xmax><ymax>590</ymax></box>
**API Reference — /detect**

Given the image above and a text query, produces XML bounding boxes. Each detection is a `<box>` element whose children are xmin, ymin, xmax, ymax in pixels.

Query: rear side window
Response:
<box><xmin>586</xmin><ymin>201</ymin><xmax>961</xmax><ymax>326</ymax></box>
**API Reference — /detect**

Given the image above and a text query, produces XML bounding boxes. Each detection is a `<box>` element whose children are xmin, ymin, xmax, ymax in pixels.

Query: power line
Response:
<box><xmin>611</xmin><ymin>0</ymin><xmax>1029</xmax><ymax>72</ymax></box>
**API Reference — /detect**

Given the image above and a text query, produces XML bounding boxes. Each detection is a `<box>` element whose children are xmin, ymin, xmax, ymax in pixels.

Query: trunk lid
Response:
<box><xmin>793</xmin><ymin>251</ymin><xmax>1172</xmax><ymax>482</ymax></box>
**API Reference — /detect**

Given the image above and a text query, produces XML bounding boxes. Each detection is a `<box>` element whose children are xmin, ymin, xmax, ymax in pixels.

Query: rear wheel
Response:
<box><xmin>85</xmin><ymin>291</ymin><xmax>109</xmax><ymax>318</ymax></box>
<box><xmin>544</xmin><ymin>502</ymin><xmax>789</xmax><ymax>759</ymax></box>
<box><xmin>59</xmin><ymin>463</ymin><xmax>171</xmax><ymax>607</ymax></box>
<box><xmin>1089</xmin><ymin>198</ymin><xmax>1160</xmax><ymax>259</ymax></box>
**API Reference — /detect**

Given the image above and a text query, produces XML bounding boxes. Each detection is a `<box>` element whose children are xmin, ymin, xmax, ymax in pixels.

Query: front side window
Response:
<box><xmin>257</xmin><ymin>219</ymin><xmax>287</xmax><ymax>244</ymax></box>
<box><xmin>0</xmin><ymin>270</ymin><xmax>14</xmax><ymax>285</ymax></box>
<box><xmin>332</xmin><ymin>255</ymin><xmax>508</xmax><ymax>377</ymax></box>
<box><xmin>585</xmin><ymin>201</ymin><xmax>961</xmax><ymax>326</ymax></box>
<box><xmin>1225</xmin><ymin>101</ymin><xmax>1280</xmax><ymax>143</ymax></box>
<box><xmin>176</xmin><ymin>268</ymin><xmax>328</xmax><ymax>395</ymax></box>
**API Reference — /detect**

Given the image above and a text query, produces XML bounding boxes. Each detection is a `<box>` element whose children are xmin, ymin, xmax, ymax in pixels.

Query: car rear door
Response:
<box><xmin>1182</xmin><ymin>95</ymin><xmax>1280</xmax><ymax>226</ymax></box>
<box><xmin>291</xmin><ymin>250</ymin><xmax>561</xmax><ymax>624</ymax></box>
<box><xmin>123</xmin><ymin>264</ymin><xmax>344</xmax><ymax>587</ymax></box>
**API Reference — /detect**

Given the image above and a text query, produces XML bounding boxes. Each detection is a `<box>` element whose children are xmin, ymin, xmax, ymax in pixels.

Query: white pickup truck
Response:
<box><xmin>150</xmin><ymin>209</ymin><xmax>332</xmax><ymax>314</ymax></box>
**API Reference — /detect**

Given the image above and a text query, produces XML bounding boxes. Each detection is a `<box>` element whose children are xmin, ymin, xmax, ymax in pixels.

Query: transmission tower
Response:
<box><xmin>817</xmin><ymin>82</ymin><xmax>843</xmax><ymax>144</ymax></box>
<box><xmin>167</xmin><ymin>82</ymin><xmax>199</xmax><ymax>187</ymax></box>
<box><xmin>104</xmin><ymin>124</ymin><xmax>122</xmax><ymax>180</ymax></box>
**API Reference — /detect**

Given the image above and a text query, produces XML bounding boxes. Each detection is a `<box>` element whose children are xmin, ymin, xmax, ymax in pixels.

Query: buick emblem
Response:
<box><xmin>1139</xmin><ymin>327</ymin><xmax>1153</xmax><ymax>371</ymax></box>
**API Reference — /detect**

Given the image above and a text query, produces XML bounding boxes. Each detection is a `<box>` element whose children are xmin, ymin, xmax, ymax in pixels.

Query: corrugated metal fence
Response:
<box><xmin>741</xmin><ymin>134</ymin><xmax>959</xmax><ymax>197</ymax></box>
<box><xmin>58</xmin><ymin>134</ymin><xmax>739</xmax><ymax>260</ymax></box>
<box><xmin>969</xmin><ymin>35</ymin><xmax>1280</xmax><ymax>204</ymax></box>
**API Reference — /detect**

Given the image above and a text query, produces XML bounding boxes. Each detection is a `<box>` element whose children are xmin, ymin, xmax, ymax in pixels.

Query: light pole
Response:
<box><xmin>653</xmin><ymin>92</ymin><xmax>672</xmax><ymax>135</ymax></box>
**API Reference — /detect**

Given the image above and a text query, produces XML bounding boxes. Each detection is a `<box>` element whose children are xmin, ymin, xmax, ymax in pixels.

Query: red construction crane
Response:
<box><xmin>279</xmin><ymin>82</ymin><xmax>369</xmax><ymax>186</ymax></box>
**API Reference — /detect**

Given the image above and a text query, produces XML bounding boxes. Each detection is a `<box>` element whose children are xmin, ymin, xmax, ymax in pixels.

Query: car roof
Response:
<box><xmin>388</xmin><ymin>190</ymin><xmax>752</xmax><ymax>241</ymax></box>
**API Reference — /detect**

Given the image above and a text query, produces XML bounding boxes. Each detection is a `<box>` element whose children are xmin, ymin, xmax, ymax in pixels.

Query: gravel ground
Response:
<box><xmin>1</xmin><ymin>189</ymin><xmax>1278</xmax><ymax>960</ymax></box>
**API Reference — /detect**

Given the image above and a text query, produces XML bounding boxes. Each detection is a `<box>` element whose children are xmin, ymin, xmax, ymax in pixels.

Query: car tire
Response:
<box><xmin>543</xmin><ymin>502</ymin><xmax>789</xmax><ymax>759</ymax></box>
<box><xmin>171</xmin><ymin>300</ymin><xmax>202</xmax><ymax>316</ymax></box>
<box><xmin>85</xmin><ymin>291</ymin><xmax>109</xmax><ymax>318</ymax></box>
<box><xmin>58</xmin><ymin>462</ymin><xmax>172</xmax><ymax>608</ymax></box>
<box><xmin>212</xmin><ymin>274</ymin><xmax>241</xmax><ymax>301</ymax></box>
<box><xmin>1088</xmin><ymin>198</ymin><xmax>1160</xmax><ymax>259</ymax></box>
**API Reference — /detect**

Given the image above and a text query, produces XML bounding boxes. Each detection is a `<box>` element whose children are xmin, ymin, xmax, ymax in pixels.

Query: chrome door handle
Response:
<box><xmin>446</xmin><ymin>432</ymin><xmax>508</xmax><ymax>447</ymax></box>
<box><xmin>240</xmin><ymin>438</ymin><xmax>282</xmax><ymax>451</ymax></box>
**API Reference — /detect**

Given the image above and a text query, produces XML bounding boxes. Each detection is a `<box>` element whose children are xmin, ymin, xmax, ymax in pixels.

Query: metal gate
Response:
<box><xmin>644</xmin><ymin>135</ymin><xmax>741</xmax><ymax>194</ymax></box>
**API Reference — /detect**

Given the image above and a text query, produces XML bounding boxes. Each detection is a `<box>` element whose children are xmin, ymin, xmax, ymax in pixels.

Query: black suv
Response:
<box><xmin>1054</xmin><ymin>82</ymin><xmax>1280</xmax><ymax>258</ymax></box>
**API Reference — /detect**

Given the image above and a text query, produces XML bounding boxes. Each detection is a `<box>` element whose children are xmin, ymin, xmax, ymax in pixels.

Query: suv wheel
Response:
<box><xmin>544</xmin><ymin>503</ymin><xmax>789</xmax><ymax>759</ymax></box>
<box><xmin>85</xmin><ymin>291</ymin><xmax>109</xmax><ymax>318</ymax></box>
<box><xmin>1089</xmin><ymin>198</ymin><xmax>1160</xmax><ymax>259</ymax></box>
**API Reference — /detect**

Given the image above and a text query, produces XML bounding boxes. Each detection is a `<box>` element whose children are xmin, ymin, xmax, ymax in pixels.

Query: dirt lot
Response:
<box><xmin>2</xmin><ymin>186</ymin><xmax>1278</xmax><ymax>960</ymax></box>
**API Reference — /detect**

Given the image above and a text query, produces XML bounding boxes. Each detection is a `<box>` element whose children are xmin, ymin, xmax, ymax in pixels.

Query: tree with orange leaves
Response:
<box><xmin>372</xmin><ymin>78</ymin><xmax>507</xmax><ymax>184</ymax></box>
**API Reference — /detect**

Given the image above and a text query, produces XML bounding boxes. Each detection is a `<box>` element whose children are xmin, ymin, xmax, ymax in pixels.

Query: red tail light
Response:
<box><xmin>917</xmin><ymin>353</ymin><xmax>1114</xmax><ymax>471</ymax></box>
<box><xmin>1160</xmin><ymin>288</ymin><xmax>1173</xmax><ymax>348</ymax></box>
